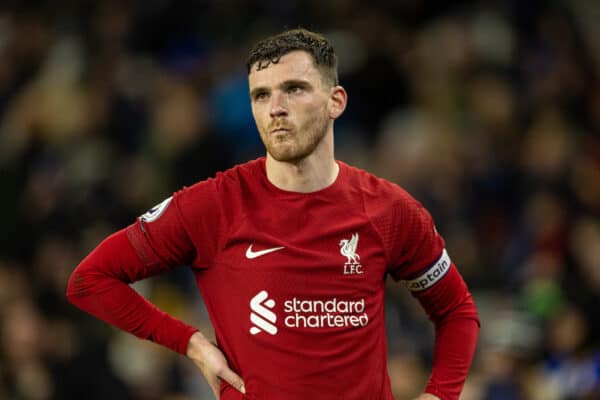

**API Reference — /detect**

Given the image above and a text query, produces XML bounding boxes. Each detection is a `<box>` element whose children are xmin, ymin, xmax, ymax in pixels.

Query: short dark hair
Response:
<box><xmin>246</xmin><ymin>28</ymin><xmax>338</xmax><ymax>86</ymax></box>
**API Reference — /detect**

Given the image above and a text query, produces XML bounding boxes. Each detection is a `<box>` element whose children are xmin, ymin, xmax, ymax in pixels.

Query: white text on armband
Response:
<box><xmin>401</xmin><ymin>249</ymin><xmax>451</xmax><ymax>292</ymax></box>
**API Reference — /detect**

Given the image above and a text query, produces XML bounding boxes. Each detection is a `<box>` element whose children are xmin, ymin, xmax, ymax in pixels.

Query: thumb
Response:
<box><xmin>219</xmin><ymin>367</ymin><xmax>246</xmax><ymax>394</ymax></box>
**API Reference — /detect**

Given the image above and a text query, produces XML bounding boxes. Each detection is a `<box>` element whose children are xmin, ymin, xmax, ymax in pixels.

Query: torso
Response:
<box><xmin>190</xmin><ymin>159</ymin><xmax>395</xmax><ymax>400</ymax></box>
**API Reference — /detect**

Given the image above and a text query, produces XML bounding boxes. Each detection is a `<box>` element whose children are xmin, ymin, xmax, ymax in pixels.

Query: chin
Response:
<box><xmin>268</xmin><ymin>151</ymin><xmax>297</xmax><ymax>163</ymax></box>
<box><xmin>268</xmin><ymin>147</ymin><xmax>306</xmax><ymax>163</ymax></box>
<box><xmin>266</xmin><ymin>134</ymin><xmax>321</xmax><ymax>162</ymax></box>
<box><xmin>267</xmin><ymin>142</ymin><xmax>295</xmax><ymax>161</ymax></box>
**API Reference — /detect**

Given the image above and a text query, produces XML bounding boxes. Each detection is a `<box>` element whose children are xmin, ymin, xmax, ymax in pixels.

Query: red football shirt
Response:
<box><xmin>120</xmin><ymin>158</ymin><xmax>475</xmax><ymax>400</ymax></box>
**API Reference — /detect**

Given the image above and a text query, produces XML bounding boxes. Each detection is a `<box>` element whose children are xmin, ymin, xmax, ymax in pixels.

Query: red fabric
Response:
<box><xmin>365</xmin><ymin>170</ymin><xmax>479</xmax><ymax>400</ymax></box>
<box><xmin>66</xmin><ymin>229</ymin><xmax>197</xmax><ymax>355</ymax></box>
<box><xmin>66</xmin><ymin>158</ymin><xmax>478</xmax><ymax>399</ymax></box>
<box><xmin>415</xmin><ymin>265</ymin><xmax>480</xmax><ymax>400</ymax></box>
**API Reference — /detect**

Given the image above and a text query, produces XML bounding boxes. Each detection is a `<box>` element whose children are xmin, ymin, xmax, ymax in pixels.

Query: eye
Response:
<box><xmin>287</xmin><ymin>85</ymin><xmax>303</xmax><ymax>94</ymax></box>
<box><xmin>253</xmin><ymin>91</ymin><xmax>269</xmax><ymax>102</ymax></box>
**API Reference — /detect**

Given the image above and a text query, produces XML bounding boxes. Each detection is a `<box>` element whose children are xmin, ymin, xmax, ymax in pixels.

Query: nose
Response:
<box><xmin>269</xmin><ymin>91</ymin><xmax>288</xmax><ymax>118</ymax></box>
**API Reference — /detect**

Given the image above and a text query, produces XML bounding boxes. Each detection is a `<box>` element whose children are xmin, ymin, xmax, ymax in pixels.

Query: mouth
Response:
<box><xmin>270</xmin><ymin>127</ymin><xmax>291</xmax><ymax>135</ymax></box>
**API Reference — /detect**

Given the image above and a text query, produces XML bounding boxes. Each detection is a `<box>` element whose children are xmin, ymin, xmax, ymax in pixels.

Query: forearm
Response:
<box><xmin>66</xmin><ymin>229</ymin><xmax>197</xmax><ymax>354</ymax></box>
<box><xmin>414</xmin><ymin>266</ymin><xmax>480</xmax><ymax>400</ymax></box>
<box><xmin>424</xmin><ymin>308</ymin><xmax>479</xmax><ymax>400</ymax></box>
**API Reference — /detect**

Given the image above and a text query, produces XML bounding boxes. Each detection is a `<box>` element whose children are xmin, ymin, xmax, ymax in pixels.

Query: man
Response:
<box><xmin>67</xmin><ymin>28</ymin><xmax>479</xmax><ymax>400</ymax></box>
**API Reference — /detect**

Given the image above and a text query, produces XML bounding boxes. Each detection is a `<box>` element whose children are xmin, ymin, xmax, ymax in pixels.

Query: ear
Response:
<box><xmin>328</xmin><ymin>86</ymin><xmax>347</xmax><ymax>120</ymax></box>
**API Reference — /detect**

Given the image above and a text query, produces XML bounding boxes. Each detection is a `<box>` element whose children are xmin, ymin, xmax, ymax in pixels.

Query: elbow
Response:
<box><xmin>66</xmin><ymin>260</ymin><xmax>94</xmax><ymax>305</ymax></box>
<box><xmin>66</xmin><ymin>266</ymin><xmax>85</xmax><ymax>304</ymax></box>
<box><xmin>66</xmin><ymin>229</ymin><xmax>135</xmax><ymax>307</ymax></box>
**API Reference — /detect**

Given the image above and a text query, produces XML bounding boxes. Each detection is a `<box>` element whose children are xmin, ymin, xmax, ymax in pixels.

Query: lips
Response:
<box><xmin>270</xmin><ymin>127</ymin><xmax>291</xmax><ymax>134</ymax></box>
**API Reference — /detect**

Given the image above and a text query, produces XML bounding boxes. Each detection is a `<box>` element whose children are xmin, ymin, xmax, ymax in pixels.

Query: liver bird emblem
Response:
<box><xmin>339</xmin><ymin>233</ymin><xmax>360</xmax><ymax>264</ymax></box>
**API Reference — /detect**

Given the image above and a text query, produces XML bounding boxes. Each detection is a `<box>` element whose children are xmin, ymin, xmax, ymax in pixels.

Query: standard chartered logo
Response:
<box><xmin>249</xmin><ymin>290</ymin><xmax>369</xmax><ymax>336</ymax></box>
<box><xmin>283</xmin><ymin>298</ymin><xmax>368</xmax><ymax>328</ymax></box>
<box><xmin>250</xmin><ymin>290</ymin><xmax>277</xmax><ymax>335</ymax></box>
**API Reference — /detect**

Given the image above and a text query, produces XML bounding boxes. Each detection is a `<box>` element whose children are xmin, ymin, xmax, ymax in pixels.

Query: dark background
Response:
<box><xmin>1</xmin><ymin>0</ymin><xmax>599</xmax><ymax>399</ymax></box>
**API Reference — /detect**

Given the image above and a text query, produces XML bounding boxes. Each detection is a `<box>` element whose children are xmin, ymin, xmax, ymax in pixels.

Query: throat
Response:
<box><xmin>266</xmin><ymin>156</ymin><xmax>339</xmax><ymax>193</ymax></box>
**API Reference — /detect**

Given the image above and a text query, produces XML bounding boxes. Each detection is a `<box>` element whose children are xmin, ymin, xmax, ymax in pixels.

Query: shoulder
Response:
<box><xmin>178</xmin><ymin>158</ymin><xmax>264</xmax><ymax>201</ymax></box>
<box><xmin>174</xmin><ymin>158</ymin><xmax>265</xmax><ymax>221</ymax></box>
<box><xmin>340</xmin><ymin>162</ymin><xmax>431</xmax><ymax>238</ymax></box>
<box><xmin>339</xmin><ymin>161</ymin><xmax>418</xmax><ymax>206</ymax></box>
<box><xmin>171</xmin><ymin>159</ymin><xmax>265</xmax><ymax>238</ymax></box>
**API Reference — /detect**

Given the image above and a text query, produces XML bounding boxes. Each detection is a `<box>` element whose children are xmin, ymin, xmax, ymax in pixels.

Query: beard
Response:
<box><xmin>262</xmin><ymin>110</ymin><xmax>330</xmax><ymax>163</ymax></box>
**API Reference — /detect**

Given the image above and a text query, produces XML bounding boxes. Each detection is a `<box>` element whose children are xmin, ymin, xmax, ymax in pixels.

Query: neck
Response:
<box><xmin>265</xmin><ymin>131</ymin><xmax>339</xmax><ymax>193</ymax></box>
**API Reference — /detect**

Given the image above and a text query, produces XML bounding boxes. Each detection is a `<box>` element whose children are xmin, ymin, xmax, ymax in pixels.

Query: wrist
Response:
<box><xmin>186</xmin><ymin>331</ymin><xmax>211</xmax><ymax>358</ymax></box>
<box><xmin>415</xmin><ymin>394</ymin><xmax>441</xmax><ymax>400</ymax></box>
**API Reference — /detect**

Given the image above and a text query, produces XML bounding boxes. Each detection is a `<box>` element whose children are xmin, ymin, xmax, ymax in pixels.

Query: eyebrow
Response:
<box><xmin>249</xmin><ymin>79</ymin><xmax>312</xmax><ymax>98</ymax></box>
<box><xmin>281</xmin><ymin>79</ymin><xmax>311</xmax><ymax>88</ymax></box>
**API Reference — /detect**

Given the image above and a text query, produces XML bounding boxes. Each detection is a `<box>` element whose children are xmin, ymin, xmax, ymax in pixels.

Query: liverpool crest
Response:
<box><xmin>339</xmin><ymin>233</ymin><xmax>363</xmax><ymax>275</ymax></box>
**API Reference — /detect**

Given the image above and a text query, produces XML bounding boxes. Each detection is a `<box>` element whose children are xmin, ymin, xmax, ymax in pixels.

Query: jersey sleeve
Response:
<box><xmin>367</xmin><ymin>181</ymin><xmax>479</xmax><ymax>400</ymax></box>
<box><xmin>67</xmin><ymin>178</ymin><xmax>224</xmax><ymax>355</ymax></box>
<box><xmin>365</xmin><ymin>182</ymin><xmax>445</xmax><ymax>280</ymax></box>
<box><xmin>126</xmin><ymin>178</ymin><xmax>222</xmax><ymax>269</ymax></box>
<box><xmin>66</xmin><ymin>229</ymin><xmax>198</xmax><ymax>355</ymax></box>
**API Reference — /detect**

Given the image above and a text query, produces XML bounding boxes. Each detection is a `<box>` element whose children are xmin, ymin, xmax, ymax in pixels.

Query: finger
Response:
<box><xmin>218</xmin><ymin>367</ymin><xmax>246</xmax><ymax>394</ymax></box>
<box><xmin>209</xmin><ymin>380</ymin><xmax>220</xmax><ymax>399</ymax></box>
<box><xmin>204</xmin><ymin>372</ymin><xmax>221</xmax><ymax>399</ymax></box>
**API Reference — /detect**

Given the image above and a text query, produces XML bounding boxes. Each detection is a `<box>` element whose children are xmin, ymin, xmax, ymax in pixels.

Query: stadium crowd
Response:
<box><xmin>0</xmin><ymin>0</ymin><xmax>599</xmax><ymax>399</ymax></box>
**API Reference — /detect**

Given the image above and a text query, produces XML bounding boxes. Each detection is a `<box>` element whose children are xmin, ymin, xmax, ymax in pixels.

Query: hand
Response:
<box><xmin>411</xmin><ymin>394</ymin><xmax>441</xmax><ymax>400</ymax></box>
<box><xmin>186</xmin><ymin>331</ymin><xmax>246</xmax><ymax>399</ymax></box>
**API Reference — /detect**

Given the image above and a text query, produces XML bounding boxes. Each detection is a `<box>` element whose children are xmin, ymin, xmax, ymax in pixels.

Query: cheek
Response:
<box><xmin>303</xmin><ymin>102</ymin><xmax>328</xmax><ymax>125</ymax></box>
<box><xmin>299</xmin><ymin>100</ymin><xmax>325</xmax><ymax>120</ymax></box>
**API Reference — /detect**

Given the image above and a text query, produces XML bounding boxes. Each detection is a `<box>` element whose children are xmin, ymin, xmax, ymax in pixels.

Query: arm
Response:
<box><xmin>66</xmin><ymin>228</ymin><xmax>245</xmax><ymax>398</ymax></box>
<box><xmin>66</xmin><ymin>228</ymin><xmax>197</xmax><ymax>352</ymax></box>
<box><xmin>406</xmin><ymin>261</ymin><xmax>479</xmax><ymax>400</ymax></box>
<box><xmin>373</xmin><ymin>187</ymin><xmax>478</xmax><ymax>400</ymax></box>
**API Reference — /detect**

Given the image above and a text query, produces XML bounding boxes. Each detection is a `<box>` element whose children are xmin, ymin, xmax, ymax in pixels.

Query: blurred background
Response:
<box><xmin>0</xmin><ymin>0</ymin><xmax>599</xmax><ymax>399</ymax></box>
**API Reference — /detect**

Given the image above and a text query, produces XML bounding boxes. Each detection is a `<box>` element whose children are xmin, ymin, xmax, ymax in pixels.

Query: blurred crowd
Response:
<box><xmin>1</xmin><ymin>0</ymin><xmax>599</xmax><ymax>399</ymax></box>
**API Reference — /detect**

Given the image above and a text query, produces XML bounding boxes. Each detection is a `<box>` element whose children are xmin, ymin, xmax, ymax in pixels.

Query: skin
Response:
<box><xmin>249</xmin><ymin>50</ymin><xmax>346</xmax><ymax>193</ymax></box>
<box><xmin>186</xmin><ymin>50</ymin><xmax>439</xmax><ymax>400</ymax></box>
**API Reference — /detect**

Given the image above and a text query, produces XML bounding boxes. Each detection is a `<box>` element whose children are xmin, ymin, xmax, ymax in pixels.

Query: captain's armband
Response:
<box><xmin>401</xmin><ymin>249</ymin><xmax>451</xmax><ymax>292</ymax></box>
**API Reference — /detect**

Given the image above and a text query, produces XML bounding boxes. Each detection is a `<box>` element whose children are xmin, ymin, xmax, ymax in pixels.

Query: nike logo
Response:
<box><xmin>246</xmin><ymin>244</ymin><xmax>285</xmax><ymax>259</ymax></box>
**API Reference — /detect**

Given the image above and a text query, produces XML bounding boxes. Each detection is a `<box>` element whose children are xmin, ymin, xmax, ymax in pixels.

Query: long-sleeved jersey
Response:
<box><xmin>67</xmin><ymin>158</ymin><xmax>479</xmax><ymax>400</ymax></box>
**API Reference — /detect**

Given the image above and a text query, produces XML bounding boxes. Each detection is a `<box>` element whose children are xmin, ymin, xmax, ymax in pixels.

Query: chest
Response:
<box><xmin>209</xmin><ymin>202</ymin><xmax>388</xmax><ymax>296</ymax></box>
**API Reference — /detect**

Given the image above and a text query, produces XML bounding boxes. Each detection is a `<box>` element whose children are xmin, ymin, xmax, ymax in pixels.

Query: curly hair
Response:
<box><xmin>246</xmin><ymin>28</ymin><xmax>338</xmax><ymax>86</ymax></box>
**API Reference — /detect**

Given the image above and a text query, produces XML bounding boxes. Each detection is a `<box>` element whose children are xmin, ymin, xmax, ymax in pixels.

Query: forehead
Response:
<box><xmin>248</xmin><ymin>50</ymin><xmax>321</xmax><ymax>88</ymax></box>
